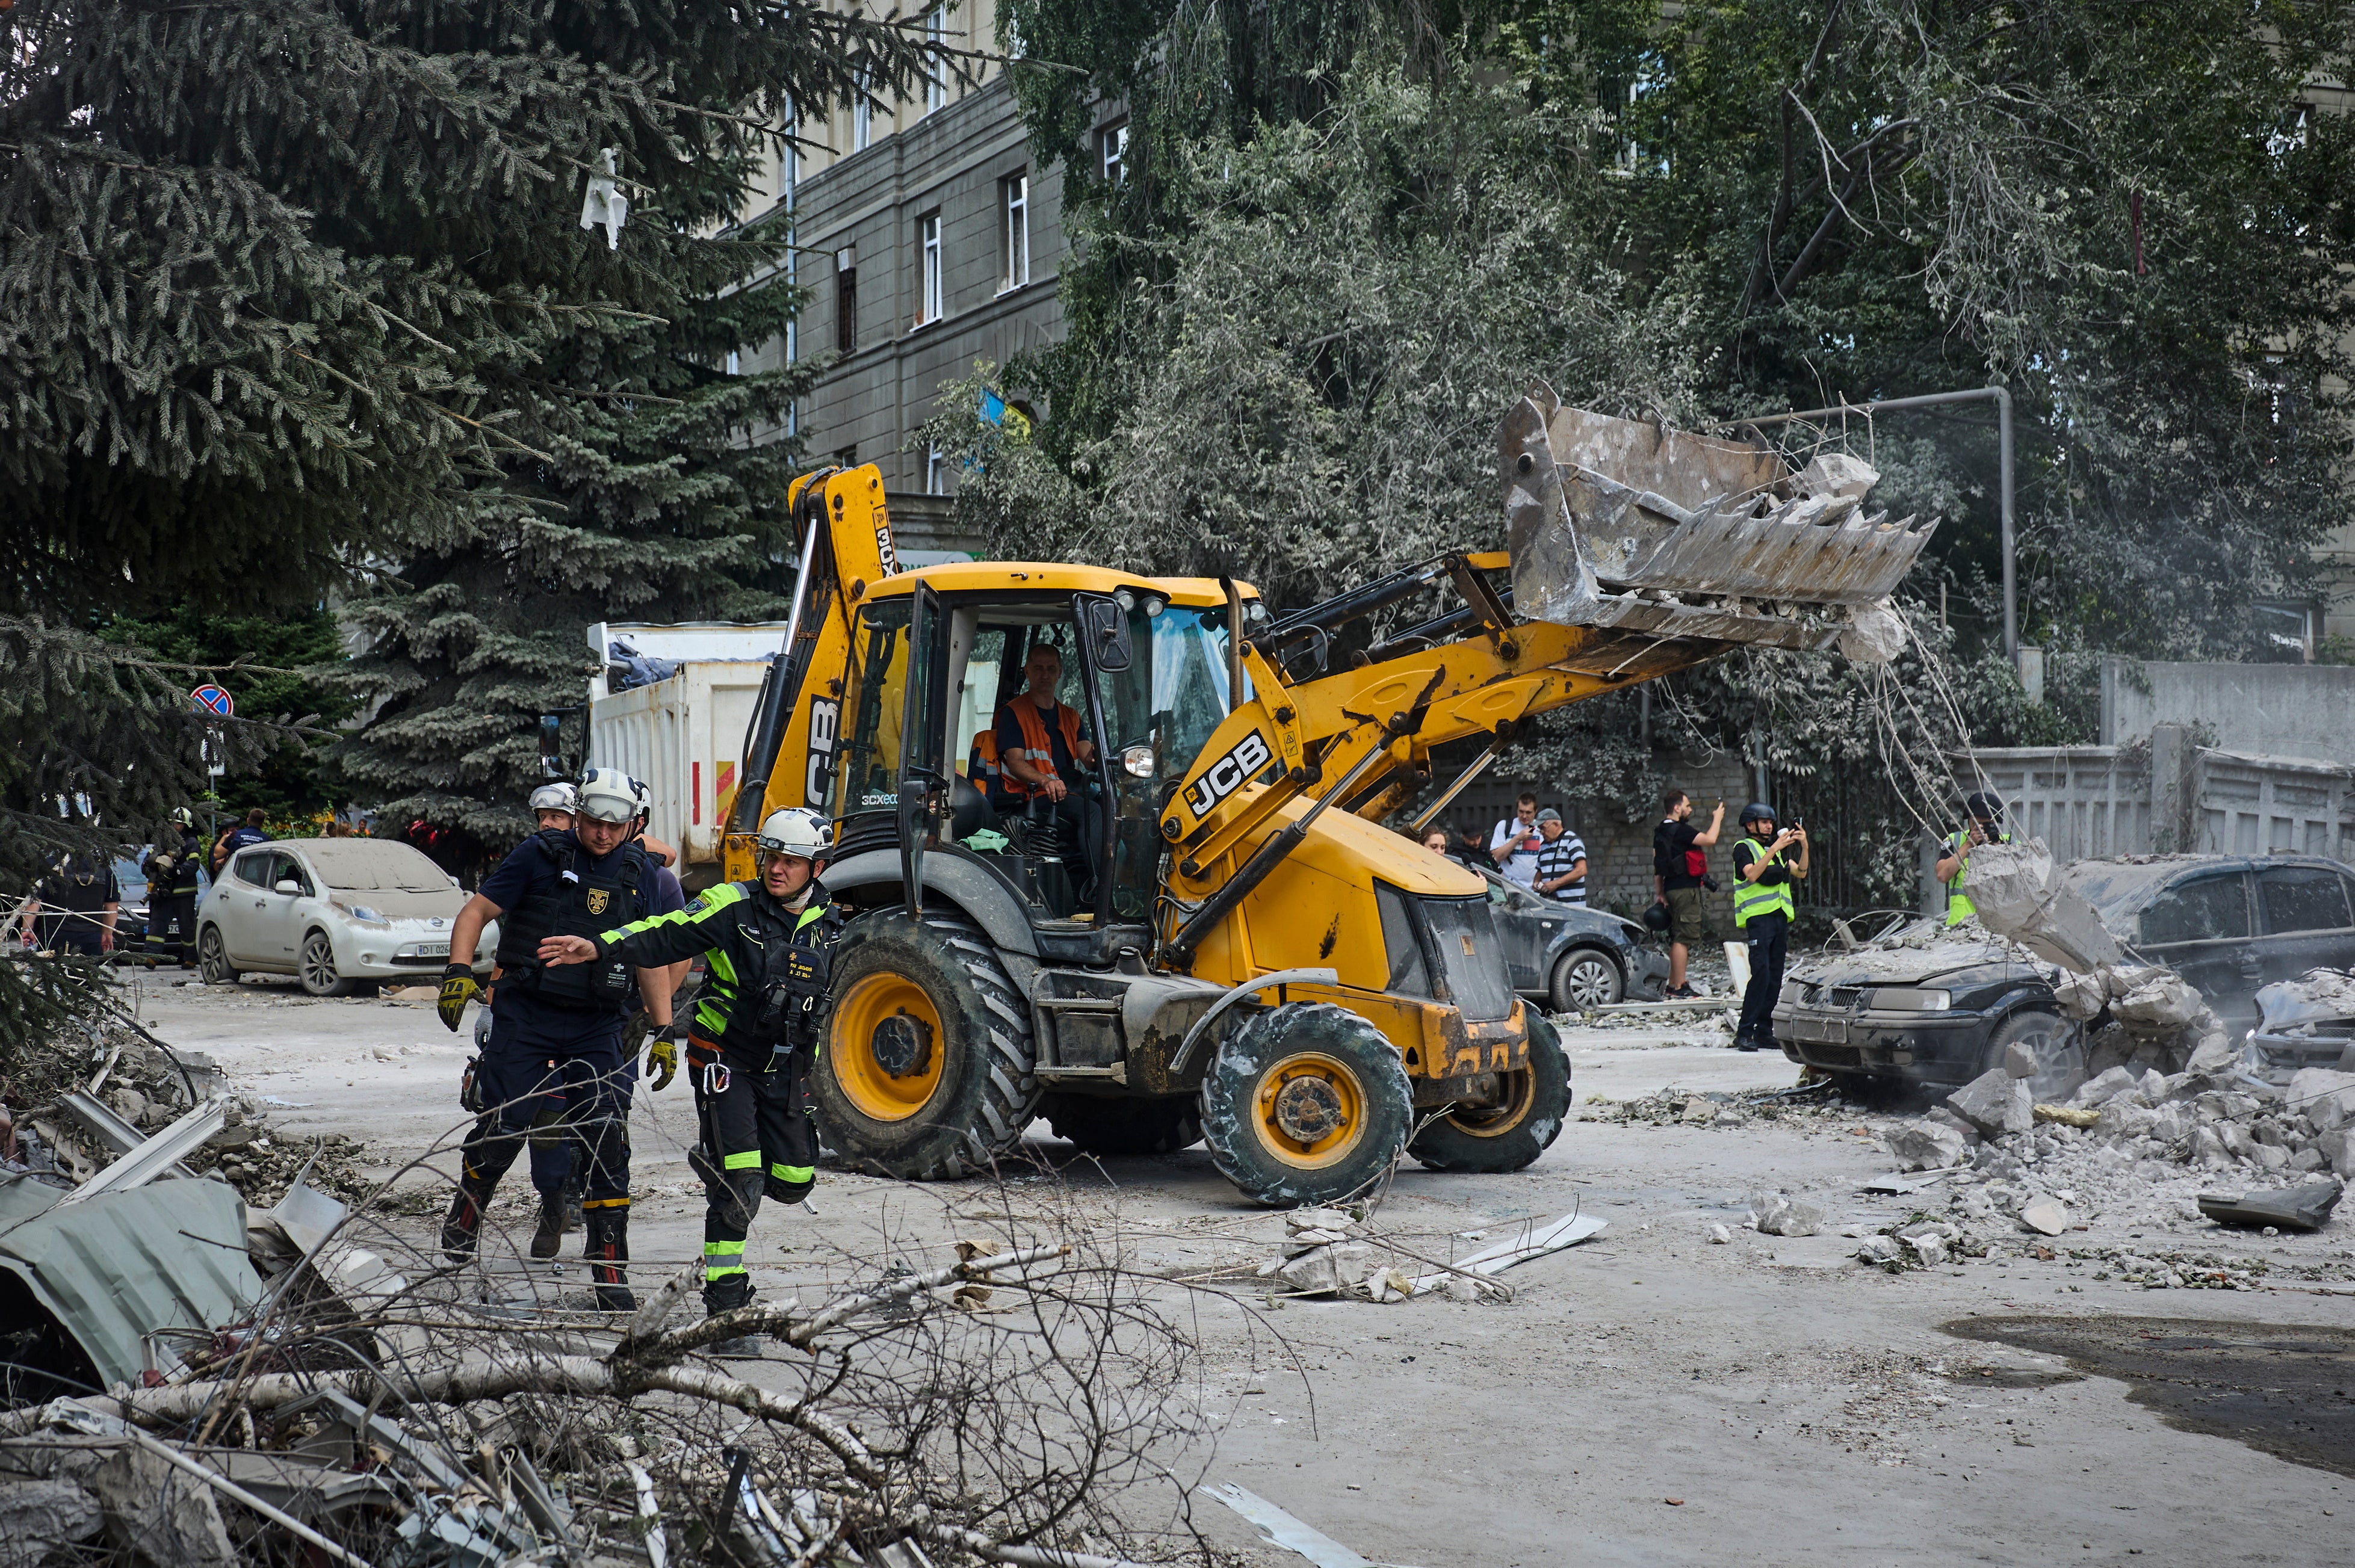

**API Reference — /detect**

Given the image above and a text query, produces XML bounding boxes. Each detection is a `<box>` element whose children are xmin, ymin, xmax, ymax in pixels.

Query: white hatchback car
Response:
<box><xmin>197</xmin><ymin>838</ymin><xmax>497</xmax><ymax>995</ymax></box>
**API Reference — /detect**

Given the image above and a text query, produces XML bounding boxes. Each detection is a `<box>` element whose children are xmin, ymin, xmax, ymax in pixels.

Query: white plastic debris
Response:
<box><xmin>580</xmin><ymin>148</ymin><xmax>629</xmax><ymax>250</ymax></box>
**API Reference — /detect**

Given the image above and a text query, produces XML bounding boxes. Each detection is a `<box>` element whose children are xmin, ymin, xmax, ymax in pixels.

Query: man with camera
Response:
<box><xmin>1730</xmin><ymin>802</ymin><xmax>1809</xmax><ymax>1052</ymax></box>
<box><xmin>1937</xmin><ymin>791</ymin><xmax>2011</xmax><ymax>926</ymax></box>
<box><xmin>1652</xmin><ymin>790</ymin><xmax>1723</xmax><ymax>999</ymax></box>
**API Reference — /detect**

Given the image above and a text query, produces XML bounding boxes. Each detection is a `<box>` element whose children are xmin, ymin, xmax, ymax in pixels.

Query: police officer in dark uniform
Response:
<box><xmin>537</xmin><ymin>806</ymin><xmax>839</xmax><ymax>1352</ymax></box>
<box><xmin>26</xmin><ymin>852</ymin><xmax>120</xmax><ymax>956</ymax></box>
<box><xmin>143</xmin><ymin>807</ymin><xmax>206</xmax><ymax>965</ymax></box>
<box><xmin>436</xmin><ymin>768</ymin><xmax>682</xmax><ymax>1307</ymax></box>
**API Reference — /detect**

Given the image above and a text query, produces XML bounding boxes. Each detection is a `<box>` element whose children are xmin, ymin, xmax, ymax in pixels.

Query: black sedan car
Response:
<box><xmin>1774</xmin><ymin>853</ymin><xmax>2355</xmax><ymax>1097</ymax></box>
<box><xmin>1476</xmin><ymin>868</ymin><xmax>1671</xmax><ymax>1011</ymax></box>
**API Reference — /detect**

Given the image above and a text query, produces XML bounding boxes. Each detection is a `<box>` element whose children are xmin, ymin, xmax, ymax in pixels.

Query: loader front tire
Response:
<box><xmin>1199</xmin><ymin>1003</ymin><xmax>1411</xmax><ymax>1208</ymax></box>
<box><xmin>812</xmin><ymin>912</ymin><xmax>1039</xmax><ymax>1180</ymax></box>
<box><xmin>1040</xmin><ymin>1094</ymin><xmax>1202</xmax><ymax>1158</ymax></box>
<box><xmin>1408</xmin><ymin>1011</ymin><xmax>1571</xmax><ymax>1173</ymax></box>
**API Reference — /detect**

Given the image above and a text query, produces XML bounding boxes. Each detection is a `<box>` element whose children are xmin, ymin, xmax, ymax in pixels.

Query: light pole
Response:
<box><xmin>1708</xmin><ymin>386</ymin><xmax>2018</xmax><ymax>667</ymax></box>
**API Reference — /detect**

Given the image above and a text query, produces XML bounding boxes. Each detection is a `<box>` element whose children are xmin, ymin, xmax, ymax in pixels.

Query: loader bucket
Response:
<box><xmin>1498</xmin><ymin>384</ymin><xmax>1937</xmax><ymax>653</ymax></box>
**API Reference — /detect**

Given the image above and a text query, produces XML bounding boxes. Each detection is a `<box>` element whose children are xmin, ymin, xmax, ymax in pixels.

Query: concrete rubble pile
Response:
<box><xmin>2247</xmin><ymin>968</ymin><xmax>2355</xmax><ymax>1079</ymax></box>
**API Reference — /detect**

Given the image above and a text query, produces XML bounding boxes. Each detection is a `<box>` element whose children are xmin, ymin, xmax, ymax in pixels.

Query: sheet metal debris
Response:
<box><xmin>1200</xmin><ymin>1483</ymin><xmax>1400</xmax><ymax>1568</ymax></box>
<box><xmin>2196</xmin><ymin>1182</ymin><xmax>2345</xmax><ymax>1233</ymax></box>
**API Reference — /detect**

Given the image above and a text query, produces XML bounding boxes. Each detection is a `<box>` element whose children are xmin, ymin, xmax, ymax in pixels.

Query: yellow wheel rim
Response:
<box><xmin>1251</xmin><ymin>1051</ymin><xmax>1368</xmax><ymax>1169</ymax></box>
<box><xmin>831</xmin><ymin>972</ymin><xmax>947</xmax><ymax>1123</ymax></box>
<box><xmin>1443</xmin><ymin>1069</ymin><xmax>1535</xmax><ymax>1140</ymax></box>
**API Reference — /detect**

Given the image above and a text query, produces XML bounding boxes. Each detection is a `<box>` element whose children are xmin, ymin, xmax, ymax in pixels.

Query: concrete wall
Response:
<box><xmin>2100</xmin><ymin>658</ymin><xmax>2355</xmax><ymax>765</ymax></box>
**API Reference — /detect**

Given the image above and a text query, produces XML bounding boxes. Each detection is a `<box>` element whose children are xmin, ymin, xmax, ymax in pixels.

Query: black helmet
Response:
<box><xmin>1964</xmin><ymin>790</ymin><xmax>2005</xmax><ymax>822</ymax></box>
<box><xmin>1739</xmin><ymin>801</ymin><xmax>1777</xmax><ymax>829</ymax></box>
<box><xmin>1644</xmin><ymin>900</ymin><xmax>1673</xmax><ymax>932</ymax></box>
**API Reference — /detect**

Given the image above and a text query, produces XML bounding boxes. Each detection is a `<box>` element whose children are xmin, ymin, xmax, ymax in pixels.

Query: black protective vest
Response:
<box><xmin>494</xmin><ymin>837</ymin><xmax>648</xmax><ymax>1012</ymax></box>
<box><xmin>53</xmin><ymin>857</ymin><xmax>113</xmax><ymax>913</ymax></box>
<box><xmin>744</xmin><ymin>896</ymin><xmax>837</xmax><ymax>1050</ymax></box>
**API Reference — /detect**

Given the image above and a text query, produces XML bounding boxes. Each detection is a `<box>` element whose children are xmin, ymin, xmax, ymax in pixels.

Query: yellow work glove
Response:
<box><xmin>437</xmin><ymin>963</ymin><xmax>482</xmax><ymax>1032</ymax></box>
<box><xmin>645</xmin><ymin>1029</ymin><xmax>679</xmax><ymax>1091</ymax></box>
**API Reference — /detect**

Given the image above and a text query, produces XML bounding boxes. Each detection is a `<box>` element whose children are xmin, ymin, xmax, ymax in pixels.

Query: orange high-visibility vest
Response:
<box><xmin>1000</xmin><ymin>699</ymin><xmax>1084</xmax><ymax>800</ymax></box>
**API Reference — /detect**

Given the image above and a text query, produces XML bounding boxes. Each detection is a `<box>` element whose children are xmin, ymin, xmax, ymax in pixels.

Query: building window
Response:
<box><xmin>1100</xmin><ymin>120</ymin><xmax>1128</xmax><ymax>185</ymax></box>
<box><xmin>927</xmin><ymin>443</ymin><xmax>949</xmax><ymax>496</ymax></box>
<box><xmin>1000</xmin><ymin>172</ymin><xmax>1029</xmax><ymax>291</ymax></box>
<box><xmin>725</xmin><ymin>350</ymin><xmax>741</xmax><ymax>375</ymax></box>
<box><xmin>924</xmin><ymin>7</ymin><xmax>948</xmax><ymax>115</ymax></box>
<box><xmin>852</xmin><ymin>73</ymin><xmax>873</xmax><ymax>152</ymax></box>
<box><xmin>917</xmin><ymin>211</ymin><xmax>942</xmax><ymax>326</ymax></box>
<box><xmin>834</xmin><ymin>247</ymin><xmax>858</xmax><ymax>355</ymax></box>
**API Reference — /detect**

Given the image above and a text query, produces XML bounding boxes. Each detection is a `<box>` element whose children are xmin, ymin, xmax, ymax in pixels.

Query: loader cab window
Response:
<box><xmin>1148</xmin><ymin>606</ymin><xmax>1243</xmax><ymax>786</ymax></box>
<box><xmin>831</xmin><ymin>600</ymin><xmax>914</xmax><ymax>818</ymax></box>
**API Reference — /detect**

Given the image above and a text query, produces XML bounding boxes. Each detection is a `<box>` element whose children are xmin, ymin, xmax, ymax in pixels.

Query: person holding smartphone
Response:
<box><xmin>1488</xmin><ymin>792</ymin><xmax>1544</xmax><ymax>890</ymax></box>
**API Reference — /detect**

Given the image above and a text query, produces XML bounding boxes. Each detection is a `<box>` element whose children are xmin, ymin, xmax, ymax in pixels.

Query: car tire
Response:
<box><xmin>1982</xmin><ymin>1009</ymin><xmax>2084</xmax><ymax>1103</ymax></box>
<box><xmin>1040</xmin><ymin>1094</ymin><xmax>1204</xmax><ymax>1157</ymax></box>
<box><xmin>197</xmin><ymin>925</ymin><xmax>241</xmax><ymax>986</ymax></box>
<box><xmin>1408</xmin><ymin>1011</ymin><xmax>1573</xmax><ymax>1173</ymax></box>
<box><xmin>1199</xmin><ymin>1002</ymin><xmax>1412</xmax><ymax>1208</ymax></box>
<box><xmin>297</xmin><ymin>929</ymin><xmax>356</xmax><ymax>998</ymax></box>
<box><xmin>1549</xmin><ymin>947</ymin><xmax>1624</xmax><ymax>1013</ymax></box>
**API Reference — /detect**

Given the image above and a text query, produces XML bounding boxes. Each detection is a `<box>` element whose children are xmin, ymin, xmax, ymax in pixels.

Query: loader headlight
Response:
<box><xmin>1871</xmin><ymin>987</ymin><xmax>1951</xmax><ymax>1011</ymax></box>
<box><xmin>1120</xmin><ymin>744</ymin><xmax>1156</xmax><ymax>779</ymax></box>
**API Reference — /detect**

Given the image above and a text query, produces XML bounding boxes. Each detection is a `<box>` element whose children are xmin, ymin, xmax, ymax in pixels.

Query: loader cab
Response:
<box><xmin>823</xmin><ymin>571</ymin><xmax>1248</xmax><ymax>945</ymax></box>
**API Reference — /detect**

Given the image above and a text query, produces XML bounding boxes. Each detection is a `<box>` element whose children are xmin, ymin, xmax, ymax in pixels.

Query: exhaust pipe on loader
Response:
<box><xmin>1499</xmin><ymin>383</ymin><xmax>1937</xmax><ymax>661</ymax></box>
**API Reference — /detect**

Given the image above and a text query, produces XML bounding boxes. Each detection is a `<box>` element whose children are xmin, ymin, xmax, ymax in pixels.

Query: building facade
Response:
<box><xmin>733</xmin><ymin>2</ymin><xmax>1122</xmax><ymax>560</ymax></box>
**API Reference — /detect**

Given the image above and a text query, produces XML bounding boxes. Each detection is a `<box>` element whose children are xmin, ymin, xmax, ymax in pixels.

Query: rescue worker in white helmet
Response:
<box><xmin>538</xmin><ymin>806</ymin><xmax>840</xmax><ymax>1353</ymax></box>
<box><xmin>471</xmin><ymin>779</ymin><xmax>599</xmax><ymax>1259</ymax></box>
<box><xmin>437</xmin><ymin>768</ymin><xmax>684</xmax><ymax>1307</ymax></box>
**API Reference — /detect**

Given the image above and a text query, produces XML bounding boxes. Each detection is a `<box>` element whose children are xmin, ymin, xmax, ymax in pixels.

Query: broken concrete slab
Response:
<box><xmin>2003</xmin><ymin>1040</ymin><xmax>2038</xmax><ymax>1079</ymax></box>
<box><xmin>1948</xmin><ymin>1069</ymin><xmax>2034</xmax><ymax>1138</ymax></box>
<box><xmin>1959</xmin><ymin>838</ymin><xmax>2126</xmax><ymax>972</ymax></box>
<box><xmin>2196</xmin><ymin>1182</ymin><xmax>2345</xmax><ymax>1233</ymax></box>
<box><xmin>2069</xmin><ymin>1066</ymin><xmax>2143</xmax><ymax>1108</ymax></box>
<box><xmin>1854</xmin><ymin>1234</ymin><xmax>1905</xmax><ymax>1265</ymax></box>
<box><xmin>2019</xmin><ymin>1201</ymin><xmax>2071</xmax><ymax>1236</ymax></box>
<box><xmin>2315</xmin><ymin>1128</ymin><xmax>2355</xmax><ymax>1180</ymax></box>
<box><xmin>1883</xmin><ymin>1121</ymin><xmax>1970</xmax><ymax>1172</ymax></box>
<box><xmin>0</xmin><ymin>1478</ymin><xmax>101</xmax><ymax>1567</ymax></box>
<box><xmin>2288</xmin><ymin>1068</ymin><xmax>2355</xmax><ymax>1131</ymax></box>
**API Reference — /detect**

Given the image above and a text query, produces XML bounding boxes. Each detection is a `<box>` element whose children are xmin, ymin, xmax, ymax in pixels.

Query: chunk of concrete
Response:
<box><xmin>1925</xmin><ymin>1104</ymin><xmax>1984</xmax><ymax>1145</ymax></box>
<box><xmin>2019</xmin><ymin>1200</ymin><xmax>2070</xmax><ymax>1236</ymax></box>
<box><xmin>2002</xmin><ymin>1040</ymin><xmax>2038</xmax><ymax>1079</ymax></box>
<box><xmin>1904</xmin><ymin>1232</ymin><xmax>1949</xmax><ymax>1267</ymax></box>
<box><xmin>1795</xmin><ymin>452</ymin><xmax>1880</xmax><ymax>501</ymax></box>
<box><xmin>1707</xmin><ymin>1223</ymin><xmax>1733</xmax><ymax>1244</ymax></box>
<box><xmin>0</xmin><ymin>1480</ymin><xmax>102</xmax><ymax>1566</ymax></box>
<box><xmin>2195</xmin><ymin>1182</ymin><xmax>2345</xmax><ymax>1233</ymax></box>
<box><xmin>1948</xmin><ymin>1069</ymin><xmax>2034</xmax><ymax>1138</ymax></box>
<box><xmin>1751</xmin><ymin>1194</ymin><xmax>1826</xmax><ymax>1238</ymax></box>
<box><xmin>1883</xmin><ymin>1121</ymin><xmax>1970</xmax><ymax>1172</ymax></box>
<box><xmin>1855</xmin><ymin>1234</ymin><xmax>1905</xmax><ymax>1265</ymax></box>
<box><xmin>2069</xmin><ymin>1066</ymin><xmax>2141</xmax><ymax>1108</ymax></box>
<box><xmin>1959</xmin><ymin>839</ymin><xmax>2125</xmax><ymax>971</ymax></box>
<box><xmin>2312</xmin><ymin>1128</ymin><xmax>2355</xmax><ymax>1180</ymax></box>
<box><xmin>2288</xmin><ymin>1069</ymin><xmax>2355</xmax><ymax>1131</ymax></box>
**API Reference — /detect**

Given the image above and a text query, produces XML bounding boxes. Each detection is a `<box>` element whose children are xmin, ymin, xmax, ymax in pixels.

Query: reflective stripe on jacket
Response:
<box><xmin>594</xmin><ymin>878</ymin><xmax>838</xmax><ymax>1051</ymax></box>
<box><xmin>1732</xmin><ymin>838</ymin><xmax>1795</xmax><ymax>927</ymax></box>
<box><xmin>1943</xmin><ymin>829</ymin><xmax>2012</xmax><ymax>925</ymax></box>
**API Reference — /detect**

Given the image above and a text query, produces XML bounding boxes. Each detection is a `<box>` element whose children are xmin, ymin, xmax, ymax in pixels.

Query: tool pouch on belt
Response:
<box><xmin>460</xmin><ymin>1056</ymin><xmax>483</xmax><ymax>1115</ymax></box>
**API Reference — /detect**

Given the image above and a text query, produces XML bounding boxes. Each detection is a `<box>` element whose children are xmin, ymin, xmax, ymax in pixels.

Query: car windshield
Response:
<box><xmin>297</xmin><ymin>840</ymin><xmax>452</xmax><ymax>893</ymax></box>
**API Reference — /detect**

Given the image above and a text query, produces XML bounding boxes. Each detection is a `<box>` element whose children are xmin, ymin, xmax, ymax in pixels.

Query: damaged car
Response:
<box><xmin>1775</xmin><ymin>853</ymin><xmax>2355</xmax><ymax>1097</ymax></box>
<box><xmin>2247</xmin><ymin>968</ymin><xmax>2355</xmax><ymax>1079</ymax></box>
<box><xmin>1477</xmin><ymin>867</ymin><xmax>1670</xmax><ymax>1009</ymax></box>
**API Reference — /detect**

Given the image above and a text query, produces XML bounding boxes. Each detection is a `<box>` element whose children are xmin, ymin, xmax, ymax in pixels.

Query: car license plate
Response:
<box><xmin>416</xmin><ymin>942</ymin><xmax>450</xmax><ymax>958</ymax></box>
<box><xmin>1793</xmin><ymin>1015</ymin><xmax>1846</xmax><ymax>1045</ymax></box>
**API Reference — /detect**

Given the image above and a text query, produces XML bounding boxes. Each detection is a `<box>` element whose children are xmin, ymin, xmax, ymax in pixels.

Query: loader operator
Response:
<box><xmin>435</xmin><ymin>768</ymin><xmax>680</xmax><ymax>1309</ymax></box>
<box><xmin>143</xmin><ymin>807</ymin><xmax>205</xmax><ymax>965</ymax></box>
<box><xmin>1936</xmin><ymin>791</ymin><xmax>2011</xmax><ymax>927</ymax></box>
<box><xmin>536</xmin><ymin>806</ymin><xmax>840</xmax><ymax>1354</ymax></box>
<box><xmin>1730</xmin><ymin>802</ymin><xmax>1807</xmax><ymax>1053</ymax></box>
<box><xmin>994</xmin><ymin>642</ymin><xmax>1098</xmax><ymax>881</ymax></box>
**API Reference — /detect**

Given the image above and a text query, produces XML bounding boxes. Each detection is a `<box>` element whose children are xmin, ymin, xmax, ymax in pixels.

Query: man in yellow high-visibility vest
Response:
<box><xmin>1937</xmin><ymin>792</ymin><xmax>2011</xmax><ymax>927</ymax></box>
<box><xmin>1731</xmin><ymin>802</ymin><xmax>1808</xmax><ymax>1052</ymax></box>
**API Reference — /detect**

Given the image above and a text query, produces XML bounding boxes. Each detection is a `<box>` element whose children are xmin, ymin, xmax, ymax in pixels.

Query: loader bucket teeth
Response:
<box><xmin>1499</xmin><ymin>387</ymin><xmax>1937</xmax><ymax>653</ymax></box>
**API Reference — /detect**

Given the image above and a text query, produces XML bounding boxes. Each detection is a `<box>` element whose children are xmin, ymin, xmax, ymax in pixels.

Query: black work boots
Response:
<box><xmin>439</xmin><ymin>1187</ymin><xmax>484</xmax><ymax>1262</ymax></box>
<box><xmin>584</xmin><ymin>1209</ymin><xmax>634</xmax><ymax>1310</ymax></box>
<box><xmin>701</xmin><ymin>1272</ymin><xmax>762</xmax><ymax>1356</ymax></box>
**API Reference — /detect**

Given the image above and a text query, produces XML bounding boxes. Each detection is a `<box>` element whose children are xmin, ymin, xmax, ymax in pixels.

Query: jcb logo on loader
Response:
<box><xmin>1181</xmin><ymin>730</ymin><xmax>1273</xmax><ymax>819</ymax></box>
<box><xmin>805</xmin><ymin>699</ymin><xmax>840</xmax><ymax>804</ymax></box>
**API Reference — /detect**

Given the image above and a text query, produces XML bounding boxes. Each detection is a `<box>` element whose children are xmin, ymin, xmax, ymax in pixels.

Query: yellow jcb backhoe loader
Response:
<box><xmin>723</xmin><ymin>386</ymin><xmax>1934</xmax><ymax>1205</ymax></box>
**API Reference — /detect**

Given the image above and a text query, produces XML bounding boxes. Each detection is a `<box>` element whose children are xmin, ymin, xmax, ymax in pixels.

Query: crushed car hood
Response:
<box><xmin>1792</xmin><ymin>922</ymin><xmax>2050</xmax><ymax>989</ymax></box>
<box><xmin>2254</xmin><ymin>968</ymin><xmax>2355</xmax><ymax>1034</ymax></box>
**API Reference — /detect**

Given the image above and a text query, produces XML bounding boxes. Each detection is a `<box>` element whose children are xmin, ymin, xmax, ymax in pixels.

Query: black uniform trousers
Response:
<box><xmin>1737</xmin><ymin>911</ymin><xmax>1791</xmax><ymax>1047</ymax></box>
<box><xmin>690</xmin><ymin>1034</ymin><xmax>818</xmax><ymax>1310</ymax></box>
<box><xmin>146</xmin><ymin>892</ymin><xmax>197</xmax><ymax>964</ymax></box>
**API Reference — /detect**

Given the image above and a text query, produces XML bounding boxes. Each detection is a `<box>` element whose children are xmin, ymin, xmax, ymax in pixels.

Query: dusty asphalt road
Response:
<box><xmin>120</xmin><ymin>967</ymin><xmax>2355</xmax><ymax>1568</ymax></box>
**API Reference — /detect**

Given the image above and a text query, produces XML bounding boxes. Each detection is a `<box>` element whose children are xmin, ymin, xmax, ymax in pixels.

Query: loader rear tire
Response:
<box><xmin>811</xmin><ymin>912</ymin><xmax>1039</xmax><ymax>1180</ymax></box>
<box><xmin>1408</xmin><ymin>1012</ymin><xmax>1571</xmax><ymax>1173</ymax></box>
<box><xmin>1040</xmin><ymin>1094</ymin><xmax>1202</xmax><ymax>1158</ymax></box>
<box><xmin>1199</xmin><ymin>1003</ymin><xmax>1411</xmax><ymax>1208</ymax></box>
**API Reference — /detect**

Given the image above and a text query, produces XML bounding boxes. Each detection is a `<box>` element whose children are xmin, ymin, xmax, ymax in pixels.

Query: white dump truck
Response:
<box><xmin>582</xmin><ymin>621</ymin><xmax>786</xmax><ymax>890</ymax></box>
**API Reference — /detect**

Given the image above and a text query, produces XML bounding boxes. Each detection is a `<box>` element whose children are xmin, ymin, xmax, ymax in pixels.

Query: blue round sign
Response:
<box><xmin>192</xmin><ymin>684</ymin><xmax>234</xmax><ymax>717</ymax></box>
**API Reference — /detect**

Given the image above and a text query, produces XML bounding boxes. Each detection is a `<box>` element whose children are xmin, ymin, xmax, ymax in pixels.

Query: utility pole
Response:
<box><xmin>1709</xmin><ymin>386</ymin><xmax>2018</xmax><ymax>668</ymax></box>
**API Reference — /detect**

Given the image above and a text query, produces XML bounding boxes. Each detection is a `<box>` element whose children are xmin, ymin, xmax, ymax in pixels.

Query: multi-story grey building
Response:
<box><xmin>734</xmin><ymin>2</ymin><xmax>1125</xmax><ymax>562</ymax></box>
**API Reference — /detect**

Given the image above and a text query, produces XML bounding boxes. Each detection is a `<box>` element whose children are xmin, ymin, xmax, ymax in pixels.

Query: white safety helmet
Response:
<box><xmin>628</xmin><ymin>774</ymin><xmax>654</xmax><ymax>823</ymax></box>
<box><xmin>528</xmin><ymin>782</ymin><xmax>577</xmax><ymax>815</ymax></box>
<box><xmin>576</xmin><ymin>768</ymin><xmax>641</xmax><ymax>826</ymax></box>
<box><xmin>757</xmin><ymin>807</ymin><xmax>834</xmax><ymax>863</ymax></box>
